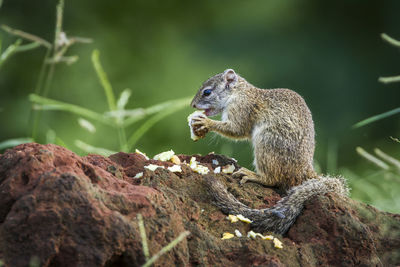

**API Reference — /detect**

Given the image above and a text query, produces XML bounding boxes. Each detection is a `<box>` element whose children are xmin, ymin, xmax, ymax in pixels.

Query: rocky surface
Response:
<box><xmin>0</xmin><ymin>143</ymin><xmax>399</xmax><ymax>266</ymax></box>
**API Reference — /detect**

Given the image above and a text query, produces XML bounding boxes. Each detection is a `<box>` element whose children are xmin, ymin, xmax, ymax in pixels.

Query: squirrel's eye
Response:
<box><xmin>203</xmin><ymin>89</ymin><xmax>212</xmax><ymax>96</ymax></box>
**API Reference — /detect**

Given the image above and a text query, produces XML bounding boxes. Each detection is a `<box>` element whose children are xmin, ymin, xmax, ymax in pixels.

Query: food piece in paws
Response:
<box><xmin>187</xmin><ymin>110</ymin><xmax>208</xmax><ymax>141</ymax></box>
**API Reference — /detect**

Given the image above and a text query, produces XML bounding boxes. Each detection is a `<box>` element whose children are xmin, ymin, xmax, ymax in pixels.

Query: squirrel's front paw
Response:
<box><xmin>191</xmin><ymin>116</ymin><xmax>211</xmax><ymax>138</ymax></box>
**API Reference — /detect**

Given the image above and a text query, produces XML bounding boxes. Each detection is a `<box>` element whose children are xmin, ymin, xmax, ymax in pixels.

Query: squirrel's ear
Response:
<box><xmin>223</xmin><ymin>69</ymin><xmax>238</xmax><ymax>88</ymax></box>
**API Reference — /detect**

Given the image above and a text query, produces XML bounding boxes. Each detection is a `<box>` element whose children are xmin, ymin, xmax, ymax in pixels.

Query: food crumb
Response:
<box><xmin>214</xmin><ymin>166</ymin><xmax>221</xmax><ymax>173</ymax></box>
<box><xmin>237</xmin><ymin>214</ymin><xmax>253</xmax><ymax>223</ymax></box>
<box><xmin>153</xmin><ymin>150</ymin><xmax>175</xmax><ymax>161</ymax></box>
<box><xmin>144</xmin><ymin>164</ymin><xmax>164</xmax><ymax>171</ymax></box>
<box><xmin>221</xmin><ymin>232</ymin><xmax>235</xmax><ymax>240</ymax></box>
<box><xmin>167</xmin><ymin>165</ymin><xmax>182</xmax><ymax>173</ymax></box>
<box><xmin>273</xmin><ymin>238</ymin><xmax>283</xmax><ymax>249</ymax></box>
<box><xmin>135</xmin><ymin>149</ymin><xmax>149</xmax><ymax>160</ymax></box>
<box><xmin>133</xmin><ymin>172</ymin><xmax>143</xmax><ymax>179</ymax></box>
<box><xmin>234</xmin><ymin>229</ymin><xmax>242</xmax><ymax>237</ymax></box>
<box><xmin>227</xmin><ymin>214</ymin><xmax>239</xmax><ymax>223</ymax></box>
<box><xmin>170</xmin><ymin>155</ymin><xmax>181</xmax><ymax>165</ymax></box>
<box><xmin>222</xmin><ymin>164</ymin><xmax>235</xmax><ymax>174</ymax></box>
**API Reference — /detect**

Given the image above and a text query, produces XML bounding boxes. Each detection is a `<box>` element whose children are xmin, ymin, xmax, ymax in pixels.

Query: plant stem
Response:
<box><xmin>378</xmin><ymin>75</ymin><xmax>400</xmax><ymax>84</ymax></box>
<box><xmin>91</xmin><ymin>50</ymin><xmax>117</xmax><ymax>111</ymax></box>
<box><xmin>137</xmin><ymin>214</ymin><xmax>150</xmax><ymax>261</ymax></box>
<box><xmin>381</xmin><ymin>33</ymin><xmax>400</xmax><ymax>48</ymax></box>
<box><xmin>1</xmin><ymin>24</ymin><xmax>52</xmax><ymax>49</ymax></box>
<box><xmin>353</xmin><ymin>107</ymin><xmax>400</xmax><ymax>128</ymax></box>
<box><xmin>356</xmin><ymin>147</ymin><xmax>390</xmax><ymax>170</ymax></box>
<box><xmin>30</xmin><ymin>48</ymin><xmax>52</xmax><ymax>140</ymax></box>
<box><xmin>142</xmin><ymin>231</ymin><xmax>190</xmax><ymax>267</ymax></box>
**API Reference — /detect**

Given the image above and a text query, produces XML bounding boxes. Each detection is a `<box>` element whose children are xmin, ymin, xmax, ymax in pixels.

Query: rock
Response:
<box><xmin>0</xmin><ymin>143</ymin><xmax>398</xmax><ymax>266</ymax></box>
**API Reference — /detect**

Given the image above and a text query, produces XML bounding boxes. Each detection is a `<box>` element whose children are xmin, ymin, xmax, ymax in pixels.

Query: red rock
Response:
<box><xmin>0</xmin><ymin>143</ymin><xmax>399</xmax><ymax>266</ymax></box>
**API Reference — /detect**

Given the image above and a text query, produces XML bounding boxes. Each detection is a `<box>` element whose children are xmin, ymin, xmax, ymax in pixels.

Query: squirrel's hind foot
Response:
<box><xmin>233</xmin><ymin>167</ymin><xmax>263</xmax><ymax>185</ymax></box>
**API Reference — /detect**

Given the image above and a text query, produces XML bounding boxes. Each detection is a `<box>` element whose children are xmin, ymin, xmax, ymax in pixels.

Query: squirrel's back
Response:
<box><xmin>227</xmin><ymin>86</ymin><xmax>317</xmax><ymax>188</ymax></box>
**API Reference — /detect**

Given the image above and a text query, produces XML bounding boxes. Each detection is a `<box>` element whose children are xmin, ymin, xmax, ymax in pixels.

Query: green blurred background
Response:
<box><xmin>1</xmin><ymin>0</ymin><xmax>399</xmax><ymax>212</ymax></box>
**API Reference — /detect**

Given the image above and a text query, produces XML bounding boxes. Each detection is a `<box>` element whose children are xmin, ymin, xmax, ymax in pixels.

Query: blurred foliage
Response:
<box><xmin>0</xmin><ymin>0</ymin><xmax>400</xmax><ymax>213</ymax></box>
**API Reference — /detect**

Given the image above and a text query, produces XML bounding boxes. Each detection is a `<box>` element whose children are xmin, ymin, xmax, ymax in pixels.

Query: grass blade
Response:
<box><xmin>78</xmin><ymin>118</ymin><xmax>96</xmax><ymax>133</ymax></box>
<box><xmin>356</xmin><ymin>147</ymin><xmax>390</xmax><ymax>170</ymax></box>
<box><xmin>126</xmin><ymin>98</ymin><xmax>190</xmax><ymax>150</ymax></box>
<box><xmin>54</xmin><ymin>0</ymin><xmax>64</xmax><ymax>51</ymax></box>
<box><xmin>381</xmin><ymin>33</ymin><xmax>400</xmax><ymax>48</ymax></box>
<box><xmin>1</xmin><ymin>24</ymin><xmax>51</xmax><ymax>48</ymax></box>
<box><xmin>117</xmin><ymin>89</ymin><xmax>131</xmax><ymax>111</ymax></box>
<box><xmin>0</xmin><ymin>39</ymin><xmax>22</xmax><ymax>67</ymax></box>
<box><xmin>142</xmin><ymin>231</ymin><xmax>190</xmax><ymax>267</ymax></box>
<box><xmin>74</xmin><ymin>140</ymin><xmax>116</xmax><ymax>156</ymax></box>
<box><xmin>353</xmin><ymin>107</ymin><xmax>400</xmax><ymax>128</ymax></box>
<box><xmin>120</xmin><ymin>97</ymin><xmax>191</xmax><ymax>127</ymax></box>
<box><xmin>374</xmin><ymin>148</ymin><xmax>400</xmax><ymax>171</ymax></box>
<box><xmin>91</xmin><ymin>49</ymin><xmax>116</xmax><ymax>111</ymax></box>
<box><xmin>137</xmin><ymin>214</ymin><xmax>150</xmax><ymax>261</ymax></box>
<box><xmin>0</xmin><ymin>138</ymin><xmax>33</xmax><ymax>150</ymax></box>
<box><xmin>15</xmin><ymin>42</ymin><xmax>41</xmax><ymax>52</ymax></box>
<box><xmin>378</xmin><ymin>75</ymin><xmax>400</xmax><ymax>84</ymax></box>
<box><xmin>29</xmin><ymin>94</ymin><xmax>115</xmax><ymax>126</ymax></box>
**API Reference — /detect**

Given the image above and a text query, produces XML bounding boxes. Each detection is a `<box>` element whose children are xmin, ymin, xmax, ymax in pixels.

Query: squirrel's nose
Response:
<box><xmin>191</xmin><ymin>102</ymin><xmax>197</xmax><ymax>109</ymax></box>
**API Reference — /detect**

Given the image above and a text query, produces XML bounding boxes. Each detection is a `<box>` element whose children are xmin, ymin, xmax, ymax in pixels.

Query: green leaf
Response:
<box><xmin>29</xmin><ymin>94</ymin><xmax>115</xmax><ymax>126</ymax></box>
<box><xmin>74</xmin><ymin>140</ymin><xmax>116</xmax><ymax>156</ymax></box>
<box><xmin>0</xmin><ymin>138</ymin><xmax>33</xmax><ymax>150</ymax></box>
<box><xmin>127</xmin><ymin>97</ymin><xmax>190</xmax><ymax>150</ymax></box>
<box><xmin>91</xmin><ymin>49</ymin><xmax>117</xmax><ymax>111</ymax></box>
<box><xmin>353</xmin><ymin>107</ymin><xmax>400</xmax><ymax>128</ymax></box>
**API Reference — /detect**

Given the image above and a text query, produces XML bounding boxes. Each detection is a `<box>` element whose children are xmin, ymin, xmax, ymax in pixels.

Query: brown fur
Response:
<box><xmin>190</xmin><ymin>69</ymin><xmax>348</xmax><ymax>234</ymax></box>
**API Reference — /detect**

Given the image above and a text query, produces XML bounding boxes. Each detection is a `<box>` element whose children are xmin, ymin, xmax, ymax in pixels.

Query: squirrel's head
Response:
<box><xmin>190</xmin><ymin>69</ymin><xmax>239</xmax><ymax>116</ymax></box>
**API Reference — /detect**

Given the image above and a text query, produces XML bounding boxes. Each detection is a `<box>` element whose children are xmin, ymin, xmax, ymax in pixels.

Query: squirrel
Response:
<box><xmin>190</xmin><ymin>69</ymin><xmax>349</xmax><ymax>234</ymax></box>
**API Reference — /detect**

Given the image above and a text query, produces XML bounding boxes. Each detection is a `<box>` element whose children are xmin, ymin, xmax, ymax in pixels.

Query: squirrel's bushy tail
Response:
<box><xmin>204</xmin><ymin>176</ymin><xmax>349</xmax><ymax>235</ymax></box>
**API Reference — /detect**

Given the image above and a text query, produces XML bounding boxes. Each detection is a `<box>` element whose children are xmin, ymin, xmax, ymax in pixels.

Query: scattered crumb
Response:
<box><xmin>227</xmin><ymin>214</ymin><xmax>239</xmax><ymax>223</ymax></box>
<box><xmin>214</xmin><ymin>166</ymin><xmax>221</xmax><ymax>174</ymax></box>
<box><xmin>153</xmin><ymin>150</ymin><xmax>175</xmax><ymax>161</ymax></box>
<box><xmin>237</xmin><ymin>214</ymin><xmax>253</xmax><ymax>223</ymax></box>
<box><xmin>170</xmin><ymin>155</ymin><xmax>181</xmax><ymax>165</ymax></box>
<box><xmin>189</xmin><ymin>157</ymin><xmax>209</xmax><ymax>174</ymax></box>
<box><xmin>133</xmin><ymin>172</ymin><xmax>143</xmax><ymax>179</ymax></box>
<box><xmin>261</xmin><ymin>235</ymin><xmax>274</xmax><ymax>241</ymax></box>
<box><xmin>273</xmin><ymin>238</ymin><xmax>283</xmax><ymax>249</ymax></box>
<box><xmin>247</xmin><ymin>230</ymin><xmax>275</xmax><ymax>241</ymax></box>
<box><xmin>167</xmin><ymin>165</ymin><xmax>182</xmax><ymax>173</ymax></box>
<box><xmin>222</xmin><ymin>164</ymin><xmax>235</xmax><ymax>174</ymax></box>
<box><xmin>247</xmin><ymin>231</ymin><xmax>257</xmax><ymax>239</ymax></box>
<box><xmin>212</xmin><ymin>159</ymin><xmax>219</xmax><ymax>165</ymax></box>
<box><xmin>221</xmin><ymin>232</ymin><xmax>235</xmax><ymax>240</ymax></box>
<box><xmin>135</xmin><ymin>149</ymin><xmax>149</xmax><ymax>160</ymax></box>
<box><xmin>234</xmin><ymin>229</ymin><xmax>242</xmax><ymax>237</ymax></box>
<box><xmin>189</xmin><ymin>157</ymin><xmax>197</xmax><ymax>168</ymax></box>
<box><xmin>187</xmin><ymin>111</ymin><xmax>206</xmax><ymax>141</ymax></box>
<box><xmin>144</xmin><ymin>164</ymin><xmax>164</xmax><ymax>171</ymax></box>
